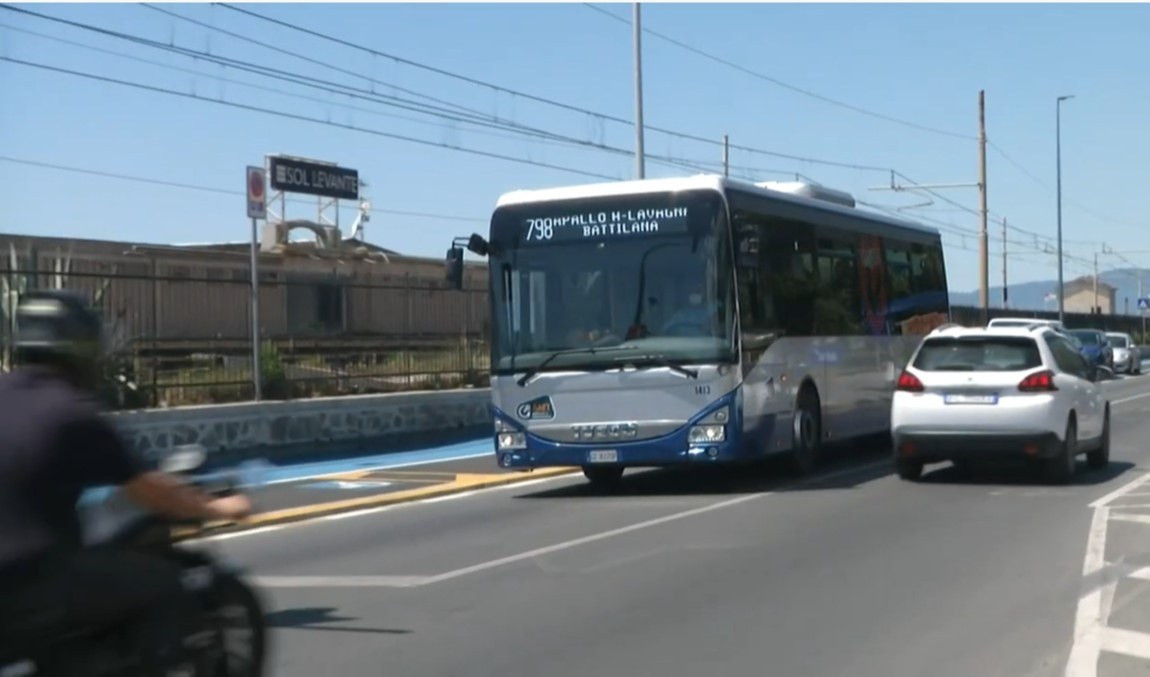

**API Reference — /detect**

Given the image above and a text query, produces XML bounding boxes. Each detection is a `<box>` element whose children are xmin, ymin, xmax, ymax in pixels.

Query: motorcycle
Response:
<box><xmin>0</xmin><ymin>446</ymin><xmax>268</xmax><ymax>677</ymax></box>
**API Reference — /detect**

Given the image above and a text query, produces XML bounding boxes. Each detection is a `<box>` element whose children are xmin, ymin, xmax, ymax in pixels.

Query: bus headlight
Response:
<box><xmin>689</xmin><ymin>425</ymin><xmax>726</xmax><ymax>444</ymax></box>
<box><xmin>497</xmin><ymin>432</ymin><xmax>526</xmax><ymax>450</ymax></box>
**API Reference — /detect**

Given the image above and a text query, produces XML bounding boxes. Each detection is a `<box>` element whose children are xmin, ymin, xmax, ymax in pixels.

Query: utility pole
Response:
<box><xmin>1056</xmin><ymin>95</ymin><xmax>1075</xmax><ymax>323</ymax></box>
<box><xmin>1094</xmin><ymin>251</ymin><xmax>1100</xmax><ymax>315</ymax></box>
<box><xmin>722</xmin><ymin>134</ymin><xmax>730</xmax><ymax>177</ymax></box>
<box><xmin>977</xmin><ymin>90</ymin><xmax>989</xmax><ymax>324</ymax></box>
<box><xmin>1002</xmin><ymin>217</ymin><xmax>1008</xmax><ymax>309</ymax></box>
<box><xmin>632</xmin><ymin>2</ymin><xmax>646</xmax><ymax>180</ymax></box>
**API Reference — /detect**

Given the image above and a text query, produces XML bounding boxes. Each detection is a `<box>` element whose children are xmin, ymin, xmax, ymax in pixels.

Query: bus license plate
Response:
<box><xmin>588</xmin><ymin>450</ymin><xmax>618</xmax><ymax>464</ymax></box>
<box><xmin>944</xmin><ymin>393</ymin><xmax>998</xmax><ymax>405</ymax></box>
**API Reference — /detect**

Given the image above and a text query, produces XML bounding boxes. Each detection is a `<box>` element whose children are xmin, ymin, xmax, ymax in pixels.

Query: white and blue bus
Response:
<box><xmin>446</xmin><ymin>175</ymin><xmax>949</xmax><ymax>485</ymax></box>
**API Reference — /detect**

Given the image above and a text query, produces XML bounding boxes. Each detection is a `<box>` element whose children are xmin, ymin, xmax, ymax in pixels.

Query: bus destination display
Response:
<box><xmin>521</xmin><ymin>206</ymin><xmax>690</xmax><ymax>245</ymax></box>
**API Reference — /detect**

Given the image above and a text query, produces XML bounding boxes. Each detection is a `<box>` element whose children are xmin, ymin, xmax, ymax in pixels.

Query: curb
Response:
<box><xmin>177</xmin><ymin>467</ymin><xmax>578</xmax><ymax>540</ymax></box>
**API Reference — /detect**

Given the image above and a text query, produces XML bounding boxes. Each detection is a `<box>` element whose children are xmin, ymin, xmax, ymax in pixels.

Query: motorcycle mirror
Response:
<box><xmin>161</xmin><ymin>445</ymin><xmax>208</xmax><ymax>474</ymax></box>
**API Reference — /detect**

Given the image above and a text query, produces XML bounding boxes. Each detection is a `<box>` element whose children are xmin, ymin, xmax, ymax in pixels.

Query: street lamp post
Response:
<box><xmin>1056</xmin><ymin>94</ymin><xmax>1074</xmax><ymax>323</ymax></box>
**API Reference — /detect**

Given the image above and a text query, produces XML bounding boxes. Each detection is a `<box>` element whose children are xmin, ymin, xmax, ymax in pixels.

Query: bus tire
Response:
<box><xmin>790</xmin><ymin>386</ymin><xmax>822</xmax><ymax>475</ymax></box>
<box><xmin>583</xmin><ymin>466</ymin><xmax>625</xmax><ymax>487</ymax></box>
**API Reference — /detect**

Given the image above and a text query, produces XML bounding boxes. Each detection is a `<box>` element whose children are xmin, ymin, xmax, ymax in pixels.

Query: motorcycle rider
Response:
<box><xmin>0</xmin><ymin>289</ymin><xmax>253</xmax><ymax>675</ymax></box>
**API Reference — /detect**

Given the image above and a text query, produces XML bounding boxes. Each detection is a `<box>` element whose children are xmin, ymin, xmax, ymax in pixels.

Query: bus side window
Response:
<box><xmin>814</xmin><ymin>228</ymin><xmax>863</xmax><ymax>336</ymax></box>
<box><xmin>911</xmin><ymin>242</ymin><xmax>947</xmax><ymax>297</ymax></box>
<box><xmin>732</xmin><ymin>212</ymin><xmax>770</xmax><ymax>336</ymax></box>
<box><xmin>884</xmin><ymin>240</ymin><xmax>913</xmax><ymax>304</ymax></box>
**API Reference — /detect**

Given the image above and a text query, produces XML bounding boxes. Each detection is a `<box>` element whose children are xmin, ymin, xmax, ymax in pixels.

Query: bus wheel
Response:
<box><xmin>790</xmin><ymin>387</ymin><xmax>822</xmax><ymax>475</ymax></box>
<box><xmin>583</xmin><ymin>466</ymin><xmax>625</xmax><ymax>487</ymax></box>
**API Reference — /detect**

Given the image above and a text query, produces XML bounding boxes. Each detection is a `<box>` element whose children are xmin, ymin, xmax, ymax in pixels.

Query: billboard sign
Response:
<box><xmin>268</xmin><ymin>156</ymin><xmax>359</xmax><ymax>201</ymax></box>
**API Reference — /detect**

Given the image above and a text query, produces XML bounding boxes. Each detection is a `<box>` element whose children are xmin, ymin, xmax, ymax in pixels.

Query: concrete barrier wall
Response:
<box><xmin>107</xmin><ymin>388</ymin><xmax>492</xmax><ymax>462</ymax></box>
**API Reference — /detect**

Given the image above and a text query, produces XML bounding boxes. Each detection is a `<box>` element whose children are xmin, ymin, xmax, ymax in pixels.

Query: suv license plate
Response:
<box><xmin>944</xmin><ymin>393</ymin><xmax>998</xmax><ymax>405</ymax></box>
<box><xmin>588</xmin><ymin>450</ymin><xmax>618</xmax><ymax>463</ymax></box>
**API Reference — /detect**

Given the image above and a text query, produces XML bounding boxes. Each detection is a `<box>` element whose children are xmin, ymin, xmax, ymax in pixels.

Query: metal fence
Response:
<box><xmin>4</xmin><ymin>263</ymin><xmax>1147</xmax><ymax>411</ymax></box>
<box><xmin>2</xmin><ymin>267</ymin><xmax>489</xmax><ymax>409</ymax></box>
<box><xmin>951</xmin><ymin>305</ymin><xmax>1150</xmax><ymax>341</ymax></box>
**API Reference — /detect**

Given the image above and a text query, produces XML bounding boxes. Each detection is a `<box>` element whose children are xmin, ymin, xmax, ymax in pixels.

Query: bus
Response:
<box><xmin>445</xmin><ymin>175</ymin><xmax>949</xmax><ymax>485</ymax></box>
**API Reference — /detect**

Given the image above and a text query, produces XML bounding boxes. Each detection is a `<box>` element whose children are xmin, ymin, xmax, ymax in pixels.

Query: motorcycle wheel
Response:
<box><xmin>207</xmin><ymin>573</ymin><xmax>267</xmax><ymax>677</ymax></box>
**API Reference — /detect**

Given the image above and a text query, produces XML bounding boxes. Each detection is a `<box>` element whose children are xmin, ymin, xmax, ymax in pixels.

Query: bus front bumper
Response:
<box><xmin>495</xmin><ymin>420</ymin><xmax>774</xmax><ymax>470</ymax></box>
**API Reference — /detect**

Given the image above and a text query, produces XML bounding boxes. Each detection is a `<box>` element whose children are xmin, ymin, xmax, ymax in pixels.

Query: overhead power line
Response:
<box><xmin>0</xmin><ymin>155</ymin><xmax>487</xmax><ymax>223</ymax></box>
<box><xmin>582</xmin><ymin>3</ymin><xmax>973</xmax><ymax>142</ymax></box>
<box><xmin>0</xmin><ymin>6</ymin><xmax>803</xmax><ymax>180</ymax></box>
<box><xmin>987</xmin><ymin>140</ymin><xmax>1144</xmax><ymax>229</ymax></box>
<box><xmin>0</xmin><ymin>21</ymin><xmax>755</xmax><ymax>180</ymax></box>
<box><xmin>0</xmin><ymin>56</ymin><xmax>622</xmax><ymax>181</ymax></box>
<box><xmin>211</xmin><ymin>2</ymin><xmax>898</xmax><ymax>172</ymax></box>
<box><xmin>4</xmin><ymin>2</ymin><xmax>899</xmax><ymax>173</ymax></box>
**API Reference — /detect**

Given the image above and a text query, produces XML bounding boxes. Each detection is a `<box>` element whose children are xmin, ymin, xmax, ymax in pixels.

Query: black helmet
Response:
<box><xmin>13</xmin><ymin>289</ymin><xmax>105</xmax><ymax>372</ymax></box>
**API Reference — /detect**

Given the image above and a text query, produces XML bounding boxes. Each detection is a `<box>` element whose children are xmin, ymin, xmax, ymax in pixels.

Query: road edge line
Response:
<box><xmin>176</xmin><ymin>467</ymin><xmax>577</xmax><ymax>540</ymax></box>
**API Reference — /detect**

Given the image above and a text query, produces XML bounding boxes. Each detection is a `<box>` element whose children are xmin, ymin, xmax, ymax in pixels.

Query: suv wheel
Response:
<box><xmin>1087</xmin><ymin>409</ymin><xmax>1110</xmax><ymax>470</ymax></box>
<box><xmin>1045</xmin><ymin>418</ymin><xmax>1077</xmax><ymax>484</ymax></box>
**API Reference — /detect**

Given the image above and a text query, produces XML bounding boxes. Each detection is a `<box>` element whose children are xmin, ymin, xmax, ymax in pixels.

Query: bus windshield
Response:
<box><xmin>488</xmin><ymin>193</ymin><xmax>736</xmax><ymax>374</ymax></box>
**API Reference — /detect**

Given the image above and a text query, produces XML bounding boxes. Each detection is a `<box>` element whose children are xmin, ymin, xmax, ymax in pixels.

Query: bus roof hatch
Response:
<box><xmin>755</xmin><ymin>181</ymin><xmax>856</xmax><ymax>209</ymax></box>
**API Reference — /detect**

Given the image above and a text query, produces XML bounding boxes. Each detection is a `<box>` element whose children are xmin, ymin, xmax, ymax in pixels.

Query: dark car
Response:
<box><xmin>1069</xmin><ymin>329</ymin><xmax>1113</xmax><ymax>369</ymax></box>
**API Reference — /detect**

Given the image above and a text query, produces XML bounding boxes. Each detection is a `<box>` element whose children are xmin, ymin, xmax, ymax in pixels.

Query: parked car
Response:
<box><xmin>1068</xmin><ymin>329</ymin><xmax>1114</xmax><ymax>370</ymax></box>
<box><xmin>1106</xmin><ymin>332</ymin><xmax>1142</xmax><ymax>375</ymax></box>
<box><xmin>892</xmin><ymin>324</ymin><xmax>1110</xmax><ymax>483</ymax></box>
<box><xmin>987</xmin><ymin>317</ymin><xmax>1083</xmax><ymax>349</ymax></box>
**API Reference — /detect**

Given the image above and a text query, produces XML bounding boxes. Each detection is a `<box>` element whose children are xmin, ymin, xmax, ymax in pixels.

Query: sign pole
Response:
<box><xmin>250</xmin><ymin>217</ymin><xmax>262</xmax><ymax>401</ymax></box>
<box><xmin>246</xmin><ymin>166</ymin><xmax>268</xmax><ymax>401</ymax></box>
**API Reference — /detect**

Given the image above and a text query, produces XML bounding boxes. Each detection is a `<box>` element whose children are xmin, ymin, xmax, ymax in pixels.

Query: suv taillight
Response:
<box><xmin>1018</xmin><ymin>370</ymin><xmax>1058</xmax><ymax>392</ymax></box>
<box><xmin>896</xmin><ymin>370</ymin><xmax>924</xmax><ymax>392</ymax></box>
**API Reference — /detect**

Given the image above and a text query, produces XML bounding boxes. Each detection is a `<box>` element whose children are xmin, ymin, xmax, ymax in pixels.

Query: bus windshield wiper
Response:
<box><xmin>515</xmin><ymin>345</ymin><xmax>638</xmax><ymax>387</ymax></box>
<box><xmin>612</xmin><ymin>353</ymin><xmax>699</xmax><ymax>379</ymax></box>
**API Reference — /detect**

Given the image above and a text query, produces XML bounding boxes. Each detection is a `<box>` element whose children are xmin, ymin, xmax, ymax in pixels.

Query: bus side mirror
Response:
<box><xmin>445</xmin><ymin>246</ymin><xmax>464</xmax><ymax>290</ymax></box>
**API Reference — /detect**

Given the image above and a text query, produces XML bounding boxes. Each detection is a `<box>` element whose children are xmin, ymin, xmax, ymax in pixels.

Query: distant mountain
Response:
<box><xmin>949</xmin><ymin>267</ymin><xmax>1150</xmax><ymax>313</ymax></box>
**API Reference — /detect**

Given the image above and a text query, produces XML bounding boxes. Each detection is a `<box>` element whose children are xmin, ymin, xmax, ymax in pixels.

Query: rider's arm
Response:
<box><xmin>60</xmin><ymin>414</ymin><xmax>250</xmax><ymax>522</ymax></box>
<box><xmin>123</xmin><ymin>471</ymin><xmax>250</xmax><ymax>522</ymax></box>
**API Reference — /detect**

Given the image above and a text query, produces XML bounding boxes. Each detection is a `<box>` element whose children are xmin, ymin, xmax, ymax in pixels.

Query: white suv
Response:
<box><xmin>892</xmin><ymin>325</ymin><xmax>1110</xmax><ymax>483</ymax></box>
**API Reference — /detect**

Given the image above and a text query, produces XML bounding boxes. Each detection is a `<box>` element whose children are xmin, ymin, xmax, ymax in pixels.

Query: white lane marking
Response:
<box><xmin>245</xmin><ymin>495</ymin><xmax>762</xmax><ymax>591</ymax></box>
<box><xmin>243</xmin><ymin>460</ymin><xmax>891</xmax><ymax>589</ymax></box>
<box><xmin>1090</xmin><ymin>472</ymin><xmax>1150</xmax><ymax>508</ymax></box>
<box><xmin>419</xmin><ymin>493</ymin><xmax>765</xmax><ymax>586</ymax></box>
<box><xmin>420</xmin><ymin>460</ymin><xmax>888</xmax><ymax>587</ymax></box>
<box><xmin>1113</xmin><ymin>391</ymin><xmax>1150</xmax><ymax>407</ymax></box>
<box><xmin>420</xmin><ymin>491</ymin><xmax>479</xmax><ymax>504</ymax></box>
<box><xmin>1065</xmin><ymin>506</ymin><xmax>1110</xmax><ymax>677</ymax></box>
<box><xmin>1109</xmin><ymin>513</ymin><xmax>1150</xmax><ymax>526</ymax></box>
<box><xmin>200</xmin><ymin>458</ymin><xmax>886</xmax><ymax>547</ymax></box>
<box><xmin>1126</xmin><ymin>566</ymin><xmax>1150</xmax><ymax>582</ymax></box>
<box><xmin>1099</xmin><ymin>626</ymin><xmax>1150</xmax><ymax>661</ymax></box>
<box><xmin>252</xmin><ymin>575</ymin><xmax>431</xmax><ymax>588</ymax></box>
<box><xmin>198</xmin><ymin>524</ymin><xmax>291</xmax><ymax>542</ymax></box>
<box><xmin>322</xmin><ymin>505</ymin><xmax>397</xmax><ymax>521</ymax></box>
<box><xmin>263</xmin><ymin>451</ymin><xmax>491</xmax><ymax>485</ymax></box>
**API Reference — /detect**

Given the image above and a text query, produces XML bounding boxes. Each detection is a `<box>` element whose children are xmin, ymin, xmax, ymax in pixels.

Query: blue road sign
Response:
<box><xmin>1138</xmin><ymin>297</ymin><xmax>1150</xmax><ymax>311</ymax></box>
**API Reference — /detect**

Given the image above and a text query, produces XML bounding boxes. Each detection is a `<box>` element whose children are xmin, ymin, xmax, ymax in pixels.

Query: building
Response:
<box><xmin>1062</xmin><ymin>276</ymin><xmax>1117</xmax><ymax>315</ymax></box>
<box><xmin>0</xmin><ymin>229</ymin><xmax>488</xmax><ymax>350</ymax></box>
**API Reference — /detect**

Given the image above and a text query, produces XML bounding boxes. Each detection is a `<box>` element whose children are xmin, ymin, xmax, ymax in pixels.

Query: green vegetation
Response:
<box><xmin>138</xmin><ymin>340</ymin><xmax>489</xmax><ymax>408</ymax></box>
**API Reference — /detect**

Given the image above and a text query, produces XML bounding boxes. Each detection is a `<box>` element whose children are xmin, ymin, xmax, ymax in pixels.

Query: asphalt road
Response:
<box><xmin>211</xmin><ymin>374</ymin><xmax>1150</xmax><ymax>677</ymax></box>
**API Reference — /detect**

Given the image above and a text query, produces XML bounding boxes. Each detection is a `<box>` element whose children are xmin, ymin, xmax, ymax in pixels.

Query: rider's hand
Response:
<box><xmin>208</xmin><ymin>494</ymin><xmax>254</xmax><ymax>521</ymax></box>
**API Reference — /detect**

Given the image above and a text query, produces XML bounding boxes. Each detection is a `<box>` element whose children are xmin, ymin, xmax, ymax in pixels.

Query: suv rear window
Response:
<box><xmin>913</xmin><ymin>336</ymin><xmax>1043</xmax><ymax>372</ymax></box>
<box><xmin>1108</xmin><ymin>335</ymin><xmax>1129</xmax><ymax>348</ymax></box>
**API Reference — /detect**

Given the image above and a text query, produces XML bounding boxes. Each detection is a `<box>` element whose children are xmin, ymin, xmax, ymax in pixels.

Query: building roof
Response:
<box><xmin>1063</xmin><ymin>276</ymin><xmax>1116</xmax><ymax>295</ymax></box>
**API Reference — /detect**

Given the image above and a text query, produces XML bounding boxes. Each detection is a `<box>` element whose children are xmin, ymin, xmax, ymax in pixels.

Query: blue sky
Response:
<box><xmin>2</xmin><ymin>2</ymin><xmax>1148</xmax><ymax>295</ymax></box>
